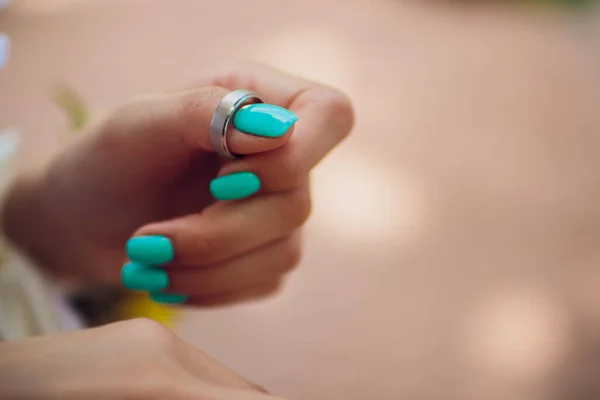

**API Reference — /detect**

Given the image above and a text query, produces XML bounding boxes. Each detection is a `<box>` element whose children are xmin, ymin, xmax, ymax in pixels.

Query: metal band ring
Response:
<box><xmin>210</xmin><ymin>89</ymin><xmax>264</xmax><ymax>159</ymax></box>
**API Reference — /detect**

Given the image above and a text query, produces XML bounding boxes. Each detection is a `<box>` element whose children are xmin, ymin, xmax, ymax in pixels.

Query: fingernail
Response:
<box><xmin>210</xmin><ymin>171</ymin><xmax>261</xmax><ymax>201</ymax></box>
<box><xmin>0</xmin><ymin>34</ymin><xmax>10</xmax><ymax>70</ymax></box>
<box><xmin>126</xmin><ymin>235</ymin><xmax>174</xmax><ymax>265</ymax></box>
<box><xmin>121</xmin><ymin>262</ymin><xmax>169</xmax><ymax>291</ymax></box>
<box><xmin>233</xmin><ymin>104</ymin><xmax>298</xmax><ymax>138</ymax></box>
<box><xmin>150</xmin><ymin>292</ymin><xmax>188</xmax><ymax>304</ymax></box>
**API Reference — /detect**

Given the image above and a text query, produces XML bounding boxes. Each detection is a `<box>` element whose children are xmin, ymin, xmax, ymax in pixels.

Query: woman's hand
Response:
<box><xmin>0</xmin><ymin>318</ymin><xmax>285</xmax><ymax>399</ymax></box>
<box><xmin>1</xmin><ymin>62</ymin><xmax>354</xmax><ymax>305</ymax></box>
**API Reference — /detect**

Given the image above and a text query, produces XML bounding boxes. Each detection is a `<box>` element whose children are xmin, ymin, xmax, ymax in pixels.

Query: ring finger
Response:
<box><xmin>122</xmin><ymin>232</ymin><xmax>301</xmax><ymax>304</ymax></box>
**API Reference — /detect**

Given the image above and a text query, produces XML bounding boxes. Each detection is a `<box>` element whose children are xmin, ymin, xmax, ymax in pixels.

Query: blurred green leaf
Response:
<box><xmin>53</xmin><ymin>86</ymin><xmax>90</xmax><ymax>132</ymax></box>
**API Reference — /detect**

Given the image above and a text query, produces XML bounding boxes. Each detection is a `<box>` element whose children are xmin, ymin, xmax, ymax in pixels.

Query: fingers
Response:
<box><xmin>125</xmin><ymin>233</ymin><xmax>300</xmax><ymax>302</ymax></box>
<box><xmin>136</xmin><ymin>185</ymin><xmax>310</xmax><ymax>266</ymax></box>
<box><xmin>204</xmin><ymin>61</ymin><xmax>315</xmax><ymax>107</ymax></box>
<box><xmin>125</xmin><ymin>230</ymin><xmax>298</xmax><ymax>304</ymax></box>
<box><xmin>104</xmin><ymin>85</ymin><xmax>297</xmax><ymax>158</ymax></box>
<box><xmin>119</xmin><ymin>64</ymin><xmax>353</xmax><ymax>308</ymax></box>
<box><xmin>122</xmin><ymin>184</ymin><xmax>309</xmax><ymax>304</ymax></box>
<box><xmin>219</xmin><ymin>87</ymin><xmax>352</xmax><ymax>193</ymax></box>
<box><xmin>205</xmin><ymin>62</ymin><xmax>355</xmax><ymax>193</ymax></box>
<box><xmin>122</xmin><ymin>219</ymin><xmax>301</xmax><ymax>306</ymax></box>
<box><xmin>167</xmin><ymin>234</ymin><xmax>300</xmax><ymax>296</ymax></box>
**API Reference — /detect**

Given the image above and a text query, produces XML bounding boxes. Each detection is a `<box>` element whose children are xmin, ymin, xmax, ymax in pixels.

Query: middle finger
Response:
<box><xmin>129</xmin><ymin>185</ymin><xmax>310</xmax><ymax>268</ymax></box>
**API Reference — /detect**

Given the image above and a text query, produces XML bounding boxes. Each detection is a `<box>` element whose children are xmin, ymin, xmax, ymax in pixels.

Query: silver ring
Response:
<box><xmin>210</xmin><ymin>89</ymin><xmax>264</xmax><ymax>159</ymax></box>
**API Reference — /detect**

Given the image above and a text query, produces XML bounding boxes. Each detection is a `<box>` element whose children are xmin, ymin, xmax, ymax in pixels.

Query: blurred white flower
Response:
<box><xmin>0</xmin><ymin>0</ymin><xmax>10</xmax><ymax>10</ymax></box>
<box><xmin>0</xmin><ymin>33</ymin><xmax>9</xmax><ymax>70</ymax></box>
<box><xmin>0</xmin><ymin>130</ymin><xmax>21</xmax><ymax>194</ymax></box>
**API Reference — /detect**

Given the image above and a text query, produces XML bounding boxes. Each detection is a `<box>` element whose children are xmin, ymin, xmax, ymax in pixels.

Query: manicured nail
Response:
<box><xmin>0</xmin><ymin>34</ymin><xmax>10</xmax><ymax>70</ymax></box>
<box><xmin>126</xmin><ymin>235</ymin><xmax>174</xmax><ymax>265</ymax></box>
<box><xmin>233</xmin><ymin>104</ymin><xmax>298</xmax><ymax>138</ymax></box>
<box><xmin>210</xmin><ymin>171</ymin><xmax>261</xmax><ymax>201</ymax></box>
<box><xmin>121</xmin><ymin>262</ymin><xmax>169</xmax><ymax>291</ymax></box>
<box><xmin>150</xmin><ymin>292</ymin><xmax>188</xmax><ymax>304</ymax></box>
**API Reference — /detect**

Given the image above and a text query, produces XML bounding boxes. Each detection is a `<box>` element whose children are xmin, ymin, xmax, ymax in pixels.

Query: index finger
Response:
<box><xmin>110</xmin><ymin>85</ymin><xmax>297</xmax><ymax>157</ymax></box>
<box><xmin>205</xmin><ymin>62</ymin><xmax>355</xmax><ymax>192</ymax></box>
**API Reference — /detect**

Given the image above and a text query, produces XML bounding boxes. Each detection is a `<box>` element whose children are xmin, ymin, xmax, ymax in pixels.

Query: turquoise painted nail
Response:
<box><xmin>121</xmin><ymin>262</ymin><xmax>169</xmax><ymax>291</ymax></box>
<box><xmin>150</xmin><ymin>292</ymin><xmax>188</xmax><ymax>304</ymax></box>
<box><xmin>233</xmin><ymin>104</ymin><xmax>298</xmax><ymax>138</ymax></box>
<box><xmin>210</xmin><ymin>171</ymin><xmax>261</xmax><ymax>201</ymax></box>
<box><xmin>126</xmin><ymin>235</ymin><xmax>174</xmax><ymax>265</ymax></box>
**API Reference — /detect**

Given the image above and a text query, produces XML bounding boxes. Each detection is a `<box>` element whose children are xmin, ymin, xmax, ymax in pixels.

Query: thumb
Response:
<box><xmin>107</xmin><ymin>86</ymin><xmax>298</xmax><ymax>156</ymax></box>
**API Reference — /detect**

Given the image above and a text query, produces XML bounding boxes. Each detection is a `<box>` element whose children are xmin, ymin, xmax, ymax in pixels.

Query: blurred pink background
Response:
<box><xmin>3</xmin><ymin>0</ymin><xmax>600</xmax><ymax>398</ymax></box>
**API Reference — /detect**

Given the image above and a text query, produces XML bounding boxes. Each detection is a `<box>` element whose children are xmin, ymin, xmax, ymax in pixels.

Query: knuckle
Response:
<box><xmin>282</xmin><ymin>189</ymin><xmax>312</xmax><ymax>228</ymax></box>
<box><xmin>94</xmin><ymin>100</ymin><xmax>144</xmax><ymax>153</ymax></box>
<box><xmin>210</xmin><ymin>63</ymin><xmax>239</xmax><ymax>87</ymax></box>
<box><xmin>178</xmin><ymin>86</ymin><xmax>225</xmax><ymax>121</ymax></box>
<box><xmin>167</xmin><ymin>221</ymin><xmax>215</xmax><ymax>266</ymax></box>
<box><xmin>110</xmin><ymin>95</ymin><xmax>145</xmax><ymax>121</ymax></box>
<box><xmin>277</xmin><ymin>149</ymin><xmax>308</xmax><ymax>189</ymax></box>
<box><xmin>259</xmin><ymin>281</ymin><xmax>284</xmax><ymax>298</ymax></box>
<box><xmin>186</xmin><ymin>231</ymin><xmax>219</xmax><ymax>265</ymax></box>
<box><xmin>244</xmin><ymin>281</ymin><xmax>283</xmax><ymax>303</ymax></box>
<box><xmin>316</xmin><ymin>88</ymin><xmax>355</xmax><ymax>138</ymax></box>
<box><xmin>136</xmin><ymin>219</ymin><xmax>218</xmax><ymax>267</ymax></box>
<box><xmin>213</xmin><ymin>65</ymin><xmax>256</xmax><ymax>92</ymax></box>
<box><xmin>280</xmin><ymin>235</ymin><xmax>303</xmax><ymax>272</ymax></box>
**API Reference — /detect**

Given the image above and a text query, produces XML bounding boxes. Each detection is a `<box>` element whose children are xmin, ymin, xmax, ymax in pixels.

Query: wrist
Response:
<box><xmin>0</xmin><ymin>341</ymin><xmax>33</xmax><ymax>399</ymax></box>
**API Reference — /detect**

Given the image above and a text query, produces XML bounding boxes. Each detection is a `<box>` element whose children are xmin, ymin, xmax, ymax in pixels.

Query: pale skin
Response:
<box><xmin>0</xmin><ymin>318</ymin><xmax>285</xmax><ymax>400</ymax></box>
<box><xmin>0</xmin><ymin>63</ymin><xmax>354</xmax><ymax>397</ymax></box>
